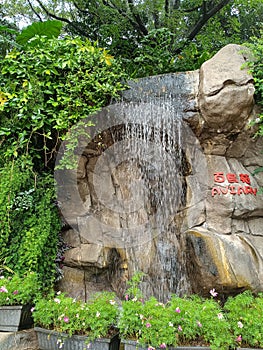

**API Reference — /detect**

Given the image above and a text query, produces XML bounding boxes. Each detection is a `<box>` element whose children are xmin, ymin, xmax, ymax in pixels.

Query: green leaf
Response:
<box><xmin>0</xmin><ymin>25</ymin><xmax>18</xmax><ymax>35</ymax></box>
<box><xmin>16</xmin><ymin>20</ymin><xmax>63</xmax><ymax>46</ymax></box>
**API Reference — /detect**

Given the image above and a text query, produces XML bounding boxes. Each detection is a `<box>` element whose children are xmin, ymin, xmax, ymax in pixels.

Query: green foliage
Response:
<box><xmin>125</xmin><ymin>271</ymin><xmax>145</xmax><ymax>300</ymax></box>
<box><xmin>224</xmin><ymin>290</ymin><xmax>263</xmax><ymax>348</ymax></box>
<box><xmin>0</xmin><ymin>23</ymin><xmax>19</xmax><ymax>57</ymax></box>
<box><xmin>33</xmin><ymin>291</ymin><xmax>119</xmax><ymax>341</ymax></box>
<box><xmin>3</xmin><ymin>0</ymin><xmax>263</xmax><ymax>77</ymax></box>
<box><xmin>0</xmin><ymin>26</ymin><xmax>126</xmax><ymax>296</ymax></box>
<box><xmin>119</xmin><ymin>273</ymin><xmax>263</xmax><ymax>349</ymax></box>
<box><xmin>119</xmin><ymin>293</ymin><xmax>232</xmax><ymax>349</ymax></box>
<box><xmin>0</xmin><ymin>272</ymin><xmax>40</xmax><ymax>306</ymax></box>
<box><xmin>118</xmin><ymin>299</ymin><xmax>144</xmax><ymax>341</ymax></box>
<box><xmin>0</xmin><ymin>158</ymin><xmax>32</xmax><ymax>260</ymax></box>
<box><xmin>0</xmin><ymin>158</ymin><xmax>61</xmax><ymax>291</ymax></box>
<box><xmin>245</xmin><ymin>32</ymin><xmax>263</xmax><ymax>135</ymax></box>
<box><xmin>0</xmin><ymin>35</ymin><xmax>126</xmax><ymax>165</ymax></box>
<box><xmin>16</xmin><ymin>20</ymin><xmax>63</xmax><ymax>46</ymax></box>
<box><xmin>139</xmin><ymin>297</ymin><xmax>177</xmax><ymax>348</ymax></box>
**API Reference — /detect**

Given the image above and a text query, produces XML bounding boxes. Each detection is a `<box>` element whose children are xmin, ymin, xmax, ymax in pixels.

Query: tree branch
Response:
<box><xmin>173</xmin><ymin>0</ymin><xmax>232</xmax><ymax>54</ymax></box>
<box><xmin>127</xmin><ymin>0</ymin><xmax>148</xmax><ymax>35</ymax></box>
<box><xmin>72</xmin><ymin>1</ymin><xmax>89</xmax><ymax>15</ymax></box>
<box><xmin>34</xmin><ymin>0</ymin><xmax>87</xmax><ymax>36</ymax></box>
<box><xmin>27</xmin><ymin>0</ymin><xmax>43</xmax><ymax>21</ymax></box>
<box><xmin>187</xmin><ymin>0</ymin><xmax>231</xmax><ymax>41</ymax></box>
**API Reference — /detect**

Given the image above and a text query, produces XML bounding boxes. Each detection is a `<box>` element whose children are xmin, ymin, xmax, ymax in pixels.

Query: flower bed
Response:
<box><xmin>33</xmin><ymin>291</ymin><xmax>119</xmax><ymax>346</ymax></box>
<box><xmin>117</xmin><ymin>273</ymin><xmax>263</xmax><ymax>350</ymax></box>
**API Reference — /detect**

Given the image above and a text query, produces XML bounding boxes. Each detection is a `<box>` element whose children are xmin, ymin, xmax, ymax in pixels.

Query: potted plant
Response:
<box><xmin>0</xmin><ymin>271</ymin><xmax>39</xmax><ymax>331</ymax></box>
<box><xmin>118</xmin><ymin>273</ymin><xmax>234</xmax><ymax>350</ymax></box>
<box><xmin>33</xmin><ymin>291</ymin><xmax>120</xmax><ymax>350</ymax></box>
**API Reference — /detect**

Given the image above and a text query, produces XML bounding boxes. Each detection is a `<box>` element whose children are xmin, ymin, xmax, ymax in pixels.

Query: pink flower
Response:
<box><xmin>146</xmin><ymin>322</ymin><xmax>151</xmax><ymax>328</ymax></box>
<box><xmin>178</xmin><ymin>325</ymin><xmax>182</xmax><ymax>332</ymax></box>
<box><xmin>13</xmin><ymin>290</ymin><xmax>18</xmax><ymax>295</ymax></box>
<box><xmin>63</xmin><ymin>316</ymin><xmax>69</xmax><ymax>323</ymax></box>
<box><xmin>160</xmin><ymin>343</ymin><xmax>166</xmax><ymax>348</ymax></box>
<box><xmin>0</xmin><ymin>286</ymin><xmax>8</xmax><ymax>293</ymax></box>
<box><xmin>175</xmin><ymin>307</ymin><xmax>181</xmax><ymax>313</ymax></box>
<box><xmin>197</xmin><ymin>321</ymin><xmax>202</xmax><ymax>327</ymax></box>
<box><xmin>209</xmin><ymin>288</ymin><xmax>218</xmax><ymax>297</ymax></box>
<box><xmin>236</xmin><ymin>335</ymin><xmax>242</xmax><ymax>342</ymax></box>
<box><xmin>125</xmin><ymin>294</ymin><xmax>129</xmax><ymax>301</ymax></box>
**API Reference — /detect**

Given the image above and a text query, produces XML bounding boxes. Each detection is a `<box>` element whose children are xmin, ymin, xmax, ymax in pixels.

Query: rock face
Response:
<box><xmin>56</xmin><ymin>44</ymin><xmax>263</xmax><ymax>300</ymax></box>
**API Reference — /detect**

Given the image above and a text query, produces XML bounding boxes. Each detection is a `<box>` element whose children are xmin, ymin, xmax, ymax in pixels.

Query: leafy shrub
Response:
<box><xmin>0</xmin><ymin>35</ymin><xmax>126</xmax><ymax>166</ymax></box>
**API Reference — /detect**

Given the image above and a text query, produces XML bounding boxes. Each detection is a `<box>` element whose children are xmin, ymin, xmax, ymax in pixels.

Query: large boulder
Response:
<box><xmin>199</xmin><ymin>44</ymin><xmax>255</xmax><ymax>133</ymax></box>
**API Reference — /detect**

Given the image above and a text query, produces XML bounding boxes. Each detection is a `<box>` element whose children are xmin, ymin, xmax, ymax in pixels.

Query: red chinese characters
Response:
<box><xmin>212</xmin><ymin>172</ymin><xmax>257</xmax><ymax>197</ymax></box>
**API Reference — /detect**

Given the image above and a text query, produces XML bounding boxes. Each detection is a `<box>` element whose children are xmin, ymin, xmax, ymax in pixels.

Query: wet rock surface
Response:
<box><xmin>57</xmin><ymin>44</ymin><xmax>263</xmax><ymax>300</ymax></box>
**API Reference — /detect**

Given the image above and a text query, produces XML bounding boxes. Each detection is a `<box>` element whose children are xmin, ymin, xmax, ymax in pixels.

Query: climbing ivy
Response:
<box><xmin>0</xmin><ymin>158</ymin><xmax>61</xmax><ymax>291</ymax></box>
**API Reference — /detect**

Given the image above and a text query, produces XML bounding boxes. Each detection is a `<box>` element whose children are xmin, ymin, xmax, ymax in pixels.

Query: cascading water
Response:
<box><xmin>56</xmin><ymin>74</ymin><xmax>202</xmax><ymax>300</ymax></box>
<box><xmin>80</xmin><ymin>100</ymin><xmax>192</xmax><ymax>299</ymax></box>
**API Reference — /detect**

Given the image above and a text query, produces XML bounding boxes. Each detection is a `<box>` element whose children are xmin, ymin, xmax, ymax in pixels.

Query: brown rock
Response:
<box><xmin>199</xmin><ymin>44</ymin><xmax>255</xmax><ymax>133</ymax></box>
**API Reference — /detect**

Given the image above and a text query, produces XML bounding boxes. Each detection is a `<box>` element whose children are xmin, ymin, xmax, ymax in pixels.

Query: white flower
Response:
<box><xmin>57</xmin><ymin>291</ymin><xmax>61</xmax><ymax>295</ymax></box>
<box><xmin>237</xmin><ymin>321</ymin><xmax>243</xmax><ymax>328</ymax></box>
<box><xmin>58</xmin><ymin>314</ymin><xmax>64</xmax><ymax>321</ymax></box>
<box><xmin>217</xmin><ymin>313</ymin><xmax>223</xmax><ymax>319</ymax></box>
<box><xmin>169</xmin><ymin>322</ymin><xmax>173</xmax><ymax>327</ymax></box>
<box><xmin>109</xmin><ymin>299</ymin><xmax>116</xmax><ymax>305</ymax></box>
<box><xmin>54</xmin><ymin>298</ymin><xmax>61</xmax><ymax>304</ymax></box>
<box><xmin>0</xmin><ymin>286</ymin><xmax>8</xmax><ymax>293</ymax></box>
<box><xmin>96</xmin><ymin>311</ymin><xmax>100</xmax><ymax>317</ymax></box>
